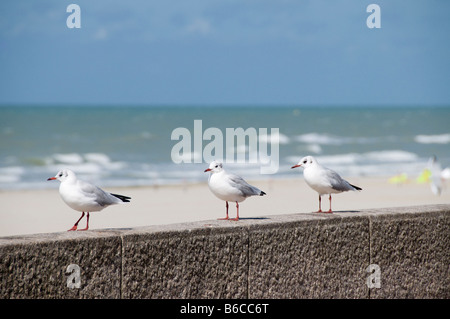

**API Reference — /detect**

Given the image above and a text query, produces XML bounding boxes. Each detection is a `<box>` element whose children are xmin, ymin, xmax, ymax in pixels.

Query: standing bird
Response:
<box><xmin>428</xmin><ymin>155</ymin><xmax>443</xmax><ymax>196</ymax></box>
<box><xmin>291</xmin><ymin>156</ymin><xmax>361</xmax><ymax>213</ymax></box>
<box><xmin>204</xmin><ymin>161</ymin><xmax>266</xmax><ymax>221</ymax></box>
<box><xmin>47</xmin><ymin>169</ymin><xmax>131</xmax><ymax>231</ymax></box>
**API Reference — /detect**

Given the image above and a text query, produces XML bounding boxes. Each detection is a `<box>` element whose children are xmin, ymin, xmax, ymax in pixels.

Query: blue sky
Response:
<box><xmin>0</xmin><ymin>0</ymin><xmax>449</xmax><ymax>106</ymax></box>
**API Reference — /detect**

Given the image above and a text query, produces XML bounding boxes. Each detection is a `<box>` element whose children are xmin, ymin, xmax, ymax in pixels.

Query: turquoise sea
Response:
<box><xmin>0</xmin><ymin>105</ymin><xmax>449</xmax><ymax>190</ymax></box>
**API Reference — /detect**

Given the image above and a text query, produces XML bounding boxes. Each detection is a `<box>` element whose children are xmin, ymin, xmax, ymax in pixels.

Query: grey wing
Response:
<box><xmin>78</xmin><ymin>180</ymin><xmax>120</xmax><ymax>206</ymax></box>
<box><xmin>228</xmin><ymin>174</ymin><xmax>263</xmax><ymax>197</ymax></box>
<box><xmin>324</xmin><ymin>168</ymin><xmax>356</xmax><ymax>192</ymax></box>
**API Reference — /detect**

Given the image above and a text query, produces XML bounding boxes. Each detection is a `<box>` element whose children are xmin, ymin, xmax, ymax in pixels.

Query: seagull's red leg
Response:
<box><xmin>326</xmin><ymin>195</ymin><xmax>333</xmax><ymax>213</ymax></box>
<box><xmin>68</xmin><ymin>212</ymin><xmax>85</xmax><ymax>231</ymax></box>
<box><xmin>77</xmin><ymin>212</ymin><xmax>90</xmax><ymax>231</ymax></box>
<box><xmin>229</xmin><ymin>202</ymin><xmax>240</xmax><ymax>221</ymax></box>
<box><xmin>315</xmin><ymin>195</ymin><xmax>323</xmax><ymax>213</ymax></box>
<box><xmin>218</xmin><ymin>202</ymin><xmax>230</xmax><ymax>220</ymax></box>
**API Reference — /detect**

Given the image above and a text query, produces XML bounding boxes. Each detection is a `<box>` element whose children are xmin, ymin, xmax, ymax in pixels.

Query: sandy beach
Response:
<box><xmin>0</xmin><ymin>176</ymin><xmax>448</xmax><ymax>237</ymax></box>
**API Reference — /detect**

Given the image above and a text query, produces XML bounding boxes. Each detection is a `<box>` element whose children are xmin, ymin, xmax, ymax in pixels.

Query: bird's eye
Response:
<box><xmin>215</xmin><ymin>165</ymin><xmax>218</xmax><ymax>168</ymax></box>
<box><xmin>303</xmin><ymin>160</ymin><xmax>307</xmax><ymax>164</ymax></box>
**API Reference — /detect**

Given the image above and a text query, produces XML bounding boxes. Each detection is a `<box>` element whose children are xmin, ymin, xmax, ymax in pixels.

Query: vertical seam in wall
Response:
<box><xmin>120</xmin><ymin>234</ymin><xmax>124</xmax><ymax>299</ymax></box>
<box><xmin>368</xmin><ymin>216</ymin><xmax>372</xmax><ymax>299</ymax></box>
<box><xmin>246</xmin><ymin>227</ymin><xmax>250</xmax><ymax>299</ymax></box>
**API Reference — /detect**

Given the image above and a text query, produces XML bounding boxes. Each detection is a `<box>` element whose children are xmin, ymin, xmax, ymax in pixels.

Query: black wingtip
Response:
<box><xmin>350</xmin><ymin>184</ymin><xmax>362</xmax><ymax>191</ymax></box>
<box><xmin>111</xmin><ymin>193</ymin><xmax>131</xmax><ymax>202</ymax></box>
<box><xmin>260</xmin><ymin>191</ymin><xmax>267</xmax><ymax>196</ymax></box>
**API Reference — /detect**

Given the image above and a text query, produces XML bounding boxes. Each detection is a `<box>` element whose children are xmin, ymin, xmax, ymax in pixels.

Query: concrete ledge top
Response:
<box><xmin>1</xmin><ymin>204</ymin><xmax>449</xmax><ymax>246</ymax></box>
<box><xmin>1</xmin><ymin>203</ymin><xmax>449</xmax><ymax>299</ymax></box>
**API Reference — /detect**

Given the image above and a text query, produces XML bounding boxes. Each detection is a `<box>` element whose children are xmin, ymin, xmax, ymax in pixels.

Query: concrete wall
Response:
<box><xmin>1</xmin><ymin>205</ymin><xmax>449</xmax><ymax>299</ymax></box>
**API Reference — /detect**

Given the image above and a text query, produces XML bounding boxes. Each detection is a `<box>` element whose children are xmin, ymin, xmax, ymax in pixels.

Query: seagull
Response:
<box><xmin>428</xmin><ymin>155</ymin><xmax>443</xmax><ymax>195</ymax></box>
<box><xmin>291</xmin><ymin>156</ymin><xmax>361</xmax><ymax>213</ymax></box>
<box><xmin>204</xmin><ymin>161</ymin><xmax>266</xmax><ymax>221</ymax></box>
<box><xmin>47</xmin><ymin>169</ymin><xmax>131</xmax><ymax>231</ymax></box>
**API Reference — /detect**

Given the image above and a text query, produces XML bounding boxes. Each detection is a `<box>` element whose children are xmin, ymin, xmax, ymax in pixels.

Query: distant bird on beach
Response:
<box><xmin>47</xmin><ymin>169</ymin><xmax>131</xmax><ymax>231</ymax></box>
<box><xmin>428</xmin><ymin>155</ymin><xmax>443</xmax><ymax>195</ymax></box>
<box><xmin>291</xmin><ymin>156</ymin><xmax>362</xmax><ymax>213</ymax></box>
<box><xmin>204</xmin><ymin>161</ymin><xmax>266</xmax><ymax>221</ymax></box>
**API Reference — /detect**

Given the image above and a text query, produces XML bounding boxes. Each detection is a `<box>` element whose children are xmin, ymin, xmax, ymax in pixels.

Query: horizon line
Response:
<box><xmin>1</xmin><ymin>103</ymin><xmax>449</xmax><ymax>109</ymax></box>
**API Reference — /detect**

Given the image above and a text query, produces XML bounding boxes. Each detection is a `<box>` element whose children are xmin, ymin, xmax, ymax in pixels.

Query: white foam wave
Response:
<box><xmin>48</xmin><ymin>153</ymin><xmax>125</xmax><ymax>170</ymax></box>
<box><xmin>0</xmin><ymin>175</ymin><xmax>20</xmax><ymax>183</ymax></box>
<box><xmin>294</xmin><ymin>133</ymin><xmax>345</xmax><ymax>145</ymax></box>
<box><xmin>285</xmin><ymin>150</ymin><xmax>424</xmax><ymax>177</ymax></box>
<box><xmin>317</xmin><ymin>150</ymin><xmax>419</xmax><ymax>165</ymax></box>
<box><xmin>306</xmin><ymin>144</ymin><xmax>323</xmax><ymax>154</ymax></box>
<box><xmin>0</xmin><ymin>166</ymin><xmax>26</xmax><ymax>175</ymax></box>
<box><xmin>294</xmin><ymin>133</ymin><xmax>378</xmax><ymax>145</ymax></box>
<box><xmin>442</xmin><ymin>167</ymin><xmax>450</xmax><ymax>179</ymax></box>
<box><xmin>0</xmin><ymin>166</ymin><xmax>25</xmax><ymax>184</ymax></box>
<box><xmin>52</xmin><ymin>153</ymin><xmax>84</xmax><ymax>165</ymax></box>
<box><xmin>38</xmin><ymin>153</ymin><xmax>128</xmax><ymax>183</ymax></box>
<box><xmin>414</xmin><ymin>134</ymin><xmax>450</xmax><ymax>144</ymax></box>
<box><xmin>286</xmin><ymin>150</ymin><xmax>419</xmax><ymax>168</ymax></box>
<box><xmin>259</xmin><ymin>131</ymin><xmax>290</xmax><ymax>144</ymax></box>
<box><xmin>362</xmin><ymin>150</ymin><xmax>419</xmax><ymax>162</ymax></box>
<box><xmin>84</xmin><ymin>153</ymin><xmax>112</xmax><ymax>165</ymax></box>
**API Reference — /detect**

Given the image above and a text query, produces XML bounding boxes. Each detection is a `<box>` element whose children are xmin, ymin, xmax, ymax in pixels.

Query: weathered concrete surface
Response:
<box><xmin>368</xmin><ymin>207</ymin><xmax>450</xmax><ymax>298</ymax></box>
<box><xmin>0</xmin><ymin>205</ymin><xmax>448</xmax><ymax>299</ymax></box>
<box><xmin>0</xmin><ymin>231</ymin><xmax>122</xmax><ymax>298</ymax></box>
<box><xmin>248</xmin><ymin>215</ymin><xmax>370</xmax><ymax>298</ymax></box>
<box><xmin>121</xmin><ymin>226</ymin><xmax>249</xmax><ymax>298</ymax></box>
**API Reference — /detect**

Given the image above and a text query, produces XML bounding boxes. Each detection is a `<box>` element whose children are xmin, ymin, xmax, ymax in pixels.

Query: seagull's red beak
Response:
<box><xmin>204</xmin><ymin>168</ymin><xmax>212</xmax><ymax>172</ymax></box>
<box><xmin>47</xmin><ymin>177</ymin><xmax>57</xmax><ymax>181</ymax></box>
<box><xmin>291</xmin><ymin>164</ymin><xmax>301</xmax><ymax>169</ymax></box>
